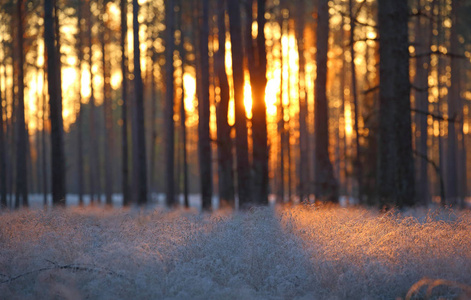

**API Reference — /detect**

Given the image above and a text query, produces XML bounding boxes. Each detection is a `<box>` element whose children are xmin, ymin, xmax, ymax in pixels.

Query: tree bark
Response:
<box><xmin>377</xmin><ymin>0</ymin><xmax>415</xmax><ymax>207</ymax></box>
<box><xmin>314</xmin><ymin>0</ymin><xmax>338</xmax><ymax>202</ymax></box>
<box><xmin>198</xmin><ymin>0</ymin><xmax>213</xmax><ymax>210</ymax></box>
<box><xmin>228</xmin><ymin>0</ymin><xmax>251</xmax><ymax>207</ymax></box>
<box><xmin>45</xmin><ymin>0</ymin><xmax>66</xmax><ymax>205</ymax></box>
<box><xmin>165</xmin><ymin>0</ymin><xmax>176</xmax><ymax>206</ymax></box>
<box><xmin>120</xmin><ymin>0</ymin><xmax>130</xmax><ymax>206</ymax></box>
<box><xmin>77</xmin><ymin>1</ymin><xmax>84</xmax><ymax>206</ymax></box>
<box><xmin>132</xmin><ymin>0</ymin><xmax>148</xmax><ymax>204</ymax></box>
<box><xmin>215</xmin><ymin>0</ymin><xmax>235</xmax><ymax>207</ymax></box>
<box><xmin>0</xmin><ymin>62</ymin><xmax>6</xmax><ymax>208</ymax></box>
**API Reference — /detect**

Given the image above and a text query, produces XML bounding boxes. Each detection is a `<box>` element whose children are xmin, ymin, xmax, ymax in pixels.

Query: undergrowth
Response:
<box><xmin>0</xmin><ymin>205</ymin><xmax>470</xmax><ymax>299</ymax></box>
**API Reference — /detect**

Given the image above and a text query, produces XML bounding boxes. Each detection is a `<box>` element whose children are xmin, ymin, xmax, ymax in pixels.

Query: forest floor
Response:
<box><xmin>1</xmin><ymin>203</ymin><xmax>471</xmax><ymax>299</ymax></box>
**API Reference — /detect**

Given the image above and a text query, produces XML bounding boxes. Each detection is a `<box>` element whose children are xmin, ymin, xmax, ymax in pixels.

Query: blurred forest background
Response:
<box><xmin>1</xmin><ymin>0</ymin><xmax>471</xmax><ymax>210</ymax></box>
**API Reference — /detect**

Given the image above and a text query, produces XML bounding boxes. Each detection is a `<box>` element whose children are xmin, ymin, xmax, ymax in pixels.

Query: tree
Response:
<box><xmin>45</xmin><ymin>0</ymin><xmax>66</xmax><ymax>205</ymax></box>
<box><xmin>377</xmin><ymin>0</ymin><xmax>415</xmax><ymax>207</ymax></box>
<box><xmin>197</xmin><ymin>0</ymin><xmax>212</xmax><ymax>210</ymax></box>
<box><xmin>0</xmin><ymin>67</ymin><xmax>6</xmax><ymax>208</ymax></box>
<box><xmin>132</xmin><ymin>0</ymin><xmax>148</xmax><ymax>204</ymax></box>
<box><xmin>15</xmin><ymin>0</ymin><xmax>28</xmax><ymax>208</ymax></box>
<box><xmin>165</xmin><ymin>0</ymin><xmax>175</xmax><ymax>206</ymax></box>
<box><xmin>228</xmin><ymin>0</ymin><xmax>251</xmax><ymax>207</ymax></box>
<box><xmin>76</xmin><ymin>0</ymin><xmax>84</xmax><ymax>206</ymax></box>
<box><xmin>248</xmin><ymin>0</ymin><xmax>269</xmax><ymax>205</ymax></box>
<box><xmin>314</xmin><ymin>0</ymin><xmax>338</xmax><ymax>202</ymax></box>
<box><xmin>120</xmin><ymin>0</ymin><xmax>130</xmax><ymax>205</ymax></box>
<box><xmin>215</xmin><ymin>0</ymin><xmax>235</xmax><ymax>207</ymax></box>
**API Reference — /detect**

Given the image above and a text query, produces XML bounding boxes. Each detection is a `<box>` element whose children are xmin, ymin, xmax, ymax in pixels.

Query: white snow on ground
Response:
<box><xmin>1</xmin><ymin>205</ymin><xmax>471</xmax><ymax>299</ymax></box>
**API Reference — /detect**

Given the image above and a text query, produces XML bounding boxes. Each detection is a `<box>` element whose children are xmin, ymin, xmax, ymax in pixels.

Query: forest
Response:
<box><xmin>1</xmin><ymin>0</ymin><xmax>471</xmax><ymax>298</ymax></box>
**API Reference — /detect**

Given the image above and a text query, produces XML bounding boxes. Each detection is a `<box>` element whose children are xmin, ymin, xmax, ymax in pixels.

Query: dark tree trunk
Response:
<box><xmin>215</xmin><ymin>0</ymin><xmax>235</xmax><ymax>207</ymax></box>
<box><xmin>296</xmin><ymin>0</ymin><xmax>310</xmax><ymax>203</ymax></box>
<box><xmin>314</xmin><ymin>0</ymin><xmax>338</xmax><ymax>202</ymax></box>
<box><xmin>0</xmin><ymin>65</ymin><xmax>6</xmax><ymax>208</ymax></box>
<box><xmin>446</xmin><ymin>0</ymin><xmax>460</xmax><ymax>206</ymax></box>
<box><xmin>414</xmin><ymin>0</ymin><xmax>430</xmax><ymax>205</ymax></box>
<box><xmin>177</xmin><ymin>0</ymin><xmax>190</xmax><ymax>208</ymax></box>
<box><xmin>101</xmin><ymin>4</ymin><xmax>113</xmax><ymax>206</ymax></box>
<box><xmin>228</xmin><ymin>0</ymin><xmax>251</xmax><ymax>207</ymax></box>
<box><xmin>15</xmin><ymin>0</ymin><xmax>28</xmax><ymax>208</ymax></box>
<box><xmin>133</xmin><ymin>0</ymin><xmax>148</xmax><ymax>204</ymax></box>
<box><xmin>165</xmin><ymin>0</ymin><xmax>175</xmax><ymax>206</ymax></box>
<box><xmin>277</xmin><ymin>7</ymin><xmax>285</xmax><ymax>203</ymax></box>
<box><xmin>77</xmin><ymin>0</ymin><xmax>84</xmax><ymax>206</ymax></box>
<box><xmin>377</xmin><ymin>0</ymin><xmax>415</xmax><ymax>207</ymax></box>
<box><xmin>247</xmin><ymin>0</ymin><xmax>269</xmax><ymax>205</ymax></box>
<box><xmin>42</xmin><ymin>70</ymin><xmax>48</xmax><ymax>206</ymax></box>
<box><xmin>45</xmin><ymin>0</ymin><xmax>66</xmax><ymax>205</ymax></box>
<box><xmin>197</xmin><ymin>0</ymin><xmax>213</xmax><ymax>210</ymax></box>
<box><xmin>87</xmin><ymin>0</ymin><xmax>100</xmax><ymax>203</ymax></box>
<box><xmin>120</xmin><ymin>0</ymin><xmax>130</xmax><ymax>206</ymax></box>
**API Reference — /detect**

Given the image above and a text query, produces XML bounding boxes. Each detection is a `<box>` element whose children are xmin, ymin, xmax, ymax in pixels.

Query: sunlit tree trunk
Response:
<box><xmin>132</xmin><ymin>0</ymin><xmax>148</xmax><ymax>204</ymax></box>
<box><xmin>228</xmin><ymin>0</ymin><xmax>251</xmax><ymax>207</ymax></box>
<box><xmin>120</xmin><ymin>0</ymin><xmax>130</xmax><ymax>206</ymax></box>
<box><xmin>277</xmin><ymin>5</ymin><xmax>285</xmax><ymax>203</ymax></box>
<box><xmin>296</xmin><ymin>0</ymin><xmax>310</xmax><ymax>203</ymax></box>
<box><xmin>15</xmin><ymin>0</ymin><xmax>28</xmax><ymax>208</ymax></box>
<box><xmin>348</xmin><ymin>0</ymin><xmax>363</xmax><ymax>204</ymax></box>
<box><xmin>377</xmin><ymin>0</ymin><xmax>415</xmax><ymax>207</ymax></box>
<box><xmin>215</xmin><ymin>0</ymin><xmax>234</xmax><ymax>207</ymax></box>
<box><xmin>414</xmin><ymin>0</ymin><xmax>430</xmax><ymax>205</ymax></box>
<box><xmin>446</xmin><ymin>0</ymin><xmax>460</xmax><ymax>206</ymax></box>
<box><xmin>314</xmin><ymin>0</ymin><xmax>338</xmax><ymax>202</ymax></box>
<box><xmin>198</xmin><ymin>0</ymin><xmax>213</xmax><ymax>210</ymax></box>
<box><xmin>77</xmin><ymin>1</ymin><xmax>84</xmax><ymax>206</ymax></box>
<box><xmin>165</xmin><ymin>0</ymin><xmax>175</xmax><ymax>206</ymax></box>
<box><xmin>42</xmin><ymin>70</ymin><xmax>48</xmax><ymax>206</ymax></box>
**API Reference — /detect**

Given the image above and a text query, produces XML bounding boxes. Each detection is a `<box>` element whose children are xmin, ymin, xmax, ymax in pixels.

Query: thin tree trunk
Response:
<box><xmin>277</xmin><ymin>7</ymin><xmax>285</xmax><ymax>203</ymax></box>
<box><xmin>0</xmin><ymin>62</ymin><xmax>6</xmax><ymax>208</ymax></box>
<box><xmin>77</xmin><ymin>0</ymin><xmax>84</xmax><ymax>206</ymax></box>
<box><xmin>15</xmin><ymin>0</ymin><xmax>28</xmax><ymax>208</ymax></box>
<box><xmin>101</xmin><ymin>3</ymin><xmax>113</xmax><ymax>206</ymax></box>
<box><xmin>87</xmin><ymin>0</ymin><xmax>99</xmax><ymax>203</ymax></box>
<box><xmin>348</xmin><ymin>0</ymin><xmax>363</xmax><ymax>203</ymax></box>
<box><xmin>120</xmin><ymin>0</ymin><xmax>130</xmax><ymax>206</ymax></box>
<box><xmin>447</xmin><ymin>0</ymin><xmax>460</xmax><ymax>205</ymax></box>
<box><xmin>215</xmin><ymin>0</ymin><xmax>234</xmax><ymax>207</ymax></box>
<box><xmin>42</xmin><ymin>69</ymin><xmax>48</xmax><ymax>206</ymax></box>
<box><xmin>165</xmin><ymin>0</ymin><xmax>175</xmax><ymax>206</ymax></box>
<box><xmin>314</xmin><ymin>0</ymin><xmax>338</xmax><ymax>202</ymax></box>
<box><xmin>133</xmin><ymin>0</ymin><xmax>148</xmax><ymax>204</ymax></box>
<box><xmin>228</xmin><ymin>0</ymin><xmax>251</xmax><ymax>207</ymax></box>
<box><xmin>296</xmin><ymin>0</ymin><xmax>310</xmax><ymax>203</ymax></box>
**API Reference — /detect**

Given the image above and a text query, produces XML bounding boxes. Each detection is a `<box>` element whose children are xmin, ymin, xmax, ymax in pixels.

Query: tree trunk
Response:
<box><xmin>228</xmin><ymin>0</ymin><xmax>251</xmax><ymax>207</ymax></box>
<box><xmin>76</xmin><ymin>0</ymin><xmax>84</xmax><ymax>206</ymax></box>
<box><xmin>0</xmin><ymin>64</ymin><xmax>6</xmax><ymax>208</ymax></box>
<box><xmin>15</xmin><ymin>0</ymin><xmax>28</xmax><ymax>208</ymax></box>
<box><xmin>296</xmin><ymin>0</ymin><xmax>310</xmax><ymax>203</ymax></box>
<box><xmin>42</xmin><ymin>70</ymin><xmax>48</xmax><ymax>206</ymax></box>
<box><xmin>165</xmin><ymin>0</ymin><xmax>176</xmax><ymax>206</ymax></box>
<box><xmin>132</xmin><ymin>0</ymin><xmax>148</xmax><ymax>204</ymax></box>
<box><xmin>348</xmin><ymin>0</ymin><xmax>363</xmax><ymax>204</ymax></box>
<box><xmin>248</xmin><ymin>0</ymin><xmax>269</xmax><ymax>205</ymax></box>
<box><xmin>446</xmin><ymin>0</ymin><xmax>460</xmax><ymax>206</ymax></box>
<box><xmin>198</xmin><ymin>0</ymin><xmax>213</xmax><ymax>210</ymax></box>
<box><xmin>377</xmin><ymin>0</ymin><xmax>415</xmax><ymax>207</ymax></box>
<box><xmin>120</xmin><ymin>0</ymin><xmax>130</xmax><ymax>206</ymax></box>
<box><xmin>45</xmin><ymin>0</ymin><xmax>66</xmax><ymax>205</ymax></box>
<box><xmin>101</xmin><ymin>4</ymin><xmax>113</xmax><ymax>206</ymax></box>
<box><xmin>314</xmin><ymin>0</ymin><xmax>338</xmax><ymax>202</ymax></box>
<box><xmin>414</xmin><ymin>0</ymin><xmax>430</xmax><ymax>205</ymax></box>
<box><xmin>215</xmin><ymin>0</ymin><xmax>235</xmax><ymax>207</ymax></box>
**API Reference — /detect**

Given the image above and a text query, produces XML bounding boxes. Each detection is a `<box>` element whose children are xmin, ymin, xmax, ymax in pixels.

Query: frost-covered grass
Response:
<box><xmin>1</xmin><ymin>205</ymin><xmax>471</xmax><ymax>299</ymax></box>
